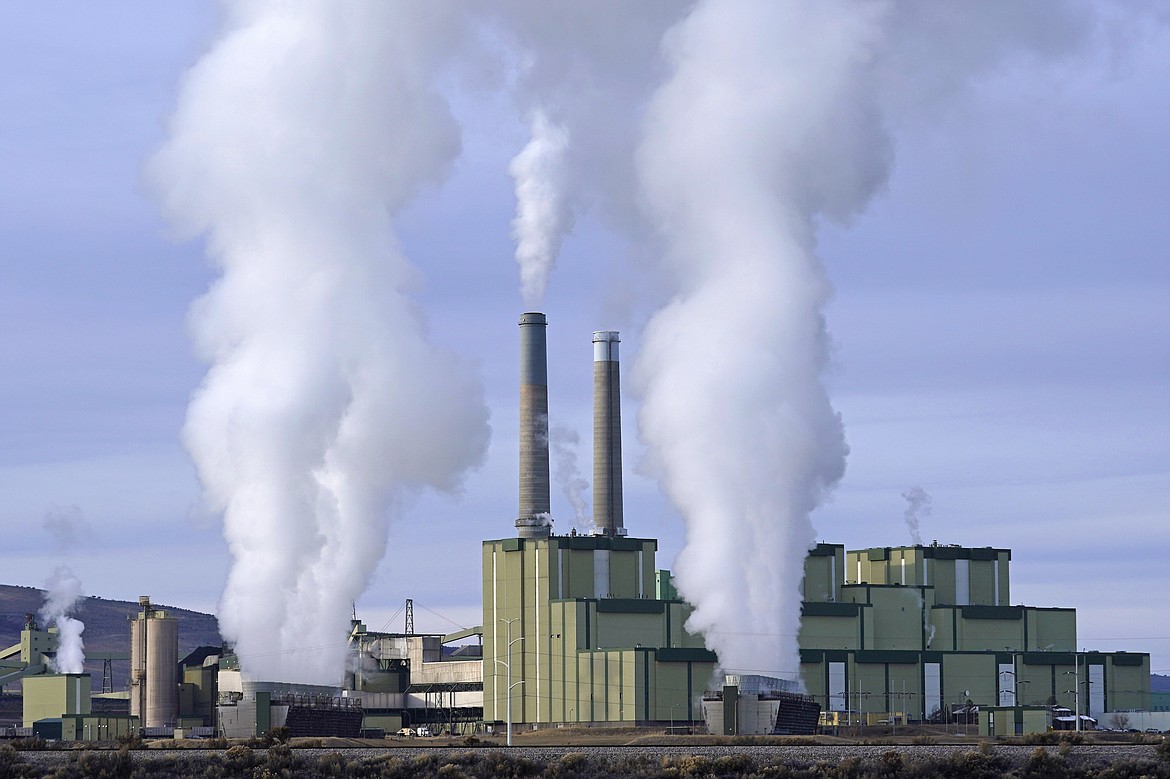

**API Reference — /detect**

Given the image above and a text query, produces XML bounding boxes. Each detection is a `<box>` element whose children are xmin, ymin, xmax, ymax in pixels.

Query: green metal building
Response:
<box><xmin>799</xmin><ymin>542</ymin><xmax>1150</xmax><ymax>728</ymax></box>
<box><xmin>481</xmin><ymin>534</ymin><xmax>716</xmax><ymax>727</ymax></box>
<box><xmin>22</xmin><ymin>673</ymin><xmax>90</xmax><ymax>727</ymax></box>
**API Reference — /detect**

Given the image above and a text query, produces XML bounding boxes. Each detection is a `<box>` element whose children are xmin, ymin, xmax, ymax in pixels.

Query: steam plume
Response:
<box><xmin>631</xmin><ymin>0</ymin><xmax>1101</xmax><ymax>680</ymax></box>
<box><xmin>902</xmin><ymin>486</ymin><xmax>932</xmax><ymax>546</ymax></box>
<box><xmin>550</xmin><ymin>425</ymin><xmax>590</xmax><ymax>530</ymax></box>
<box><xmin>633</xmin><ymin>1</ymin><xmax>869</xmax><ymax>681</ymax></box>
<box><xmin>509</xmin><ymin>110</ymin><xmax>572</xmax><ymax>306</ymax></box>
<box><xmin>40</xmin><ymin>566</ymin><xmax>85</xmax><ymax>675</ymax></box>
<box><xmin>151</xmin><ymin>4</ymin><xmax>489</xmax><ymax>684</ymax></box>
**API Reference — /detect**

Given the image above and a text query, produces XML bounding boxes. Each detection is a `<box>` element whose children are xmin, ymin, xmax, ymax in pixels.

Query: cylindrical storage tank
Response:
<box><xmin>145</xmin><ymin>613</ymin><xmax>178</xmax><ymax>728</ymax></box>
<box><xmin>592</xmin><ymin>331</ymin><xmax>625</xmax><ymax>536</ymax></box>
<box><xmin>516</xmin><ymin>312</ymin><xmax>552</xmax><ymax>538</ymax></box>
<box><xmin>128</xmin><ymin>601</ymin><xmax>179</xmax><ymax>729</ymax></box>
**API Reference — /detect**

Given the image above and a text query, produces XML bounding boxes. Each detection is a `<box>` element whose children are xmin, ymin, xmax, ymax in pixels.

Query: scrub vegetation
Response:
<box><xmin>1</xmin><ymin>742</ymin><xmax>1169</xmax><ymax>778</ymax></box>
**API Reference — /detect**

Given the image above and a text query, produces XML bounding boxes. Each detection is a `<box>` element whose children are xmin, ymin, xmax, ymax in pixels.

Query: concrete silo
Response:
<box><xmin>129</xmin><ymin>596</ymin><xmax>178</xmax><ymax>729</ymax></box>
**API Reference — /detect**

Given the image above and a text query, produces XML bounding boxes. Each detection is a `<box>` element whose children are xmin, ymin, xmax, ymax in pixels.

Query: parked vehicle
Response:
<box><xmin>396</xmin><ymin>728</ymin><xmax>415</xmax><ymax>737</ymax></box>
<box><xmin>415</xmin><ymin>727</ymin><xmax>432</xmax><ymax>737</ymax></box>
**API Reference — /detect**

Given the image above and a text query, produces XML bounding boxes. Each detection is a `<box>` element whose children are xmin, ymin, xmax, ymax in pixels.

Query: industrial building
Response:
<box><xmin>700</xmin><ymin>675</ymin><xmax>822</xmax><ymax>736</ymax></box>
<box><xmin>798</xmin><ymin>542</ymin><xmax>1151</xmax><ymax>734</ymax></box>
<box><xmin>1</xmin><ymin>612</ymin><xmax>138</xmax><ymax>740</ymax></box>
<box><xmin>482</xmin><ymin>318</ymin><xmax>717</xmax><ymax>731</ymax></box>
<box><xmin>203</xmin><ymin>616</ymin><xmax>486</xmax><ymax>738</ymax></box>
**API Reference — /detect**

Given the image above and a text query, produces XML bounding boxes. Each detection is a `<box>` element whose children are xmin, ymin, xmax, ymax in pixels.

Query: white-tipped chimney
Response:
<box><xmin>592</xmin><ymin>331</ymin><xmax>625</xmax><ymax>537</ymax></box>
<box><xmin>516</xmin><ymin>313</ymin><xmax>552</xmax><ymax>538</ymax></box>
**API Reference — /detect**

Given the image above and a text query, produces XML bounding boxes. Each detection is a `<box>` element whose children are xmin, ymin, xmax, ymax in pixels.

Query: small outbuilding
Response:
<box><xmin>979</xmin><ymin>705</ymin><xmax>1051</xmax><ymax>736</ymax></box>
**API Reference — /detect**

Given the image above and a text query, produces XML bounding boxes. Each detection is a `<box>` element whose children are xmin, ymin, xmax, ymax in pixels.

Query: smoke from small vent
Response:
<box><xmin>902</xmin><ymin>486</ymin><xmax>932</xmax><ymax>547</ymax></box>
<box><xmin>40</xmin><ymin>566</ymin><xmax>85</xmax><ymax>675</ymax></box>
<box><xmin>551</xmin><ymin>425</ymin><xmax>591</xmax><ymax>531</ymax></box>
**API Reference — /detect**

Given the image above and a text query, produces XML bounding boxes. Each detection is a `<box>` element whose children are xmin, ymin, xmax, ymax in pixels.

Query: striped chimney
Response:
<box><xmin>516</xmin><ymin>313</ymin><xmax>552</xmax><ymax>538</ymax></box>
<box><xmin>592</xmin><ymin>330</ymin><xmax>625</xmax><ymax>536</ymax></box>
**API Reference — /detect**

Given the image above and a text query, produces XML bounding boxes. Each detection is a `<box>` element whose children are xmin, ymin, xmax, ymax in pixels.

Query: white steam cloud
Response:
<box><xmin>509</xmin><ymin>109</ymin><xmax>572</xmax><ymax>306</ymax></box>
<box><xmin>151</xmin><ymin>4</ymin><xmax>490</xmax><ymax>684</ymax></box>
<box><xmin>902</xmin><ymin>486</ymin><xmax>932</xmax><ymax>546</ymax></box>
<box><xmin>633</xmin><ymin>2</ymin><xmax>864</xmax><ymax>680</ymax></box>
<box><xmin>41</xmin><ymin>566</ymin><xmax>85</xmax><ymax>675</ymax></box>
<box><xmin>629</xmin><ymin>0</ymin><xmax>1104</xmax><ymax>680</ymax></box>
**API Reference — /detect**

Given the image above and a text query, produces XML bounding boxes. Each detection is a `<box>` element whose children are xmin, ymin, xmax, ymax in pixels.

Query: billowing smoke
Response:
<box><xmin>630</xmin><ymin>1</ymin><xmax>1102</xmax><ymax>680</ymax></box>
<box><xmin>632</xmin><ymin>1</ymin><xmax>873</xmax><ymax>680</ymax></box>
<box><xmin>902</xmin><ymin>486</ymin><xmax>932</xmax><ymax>546</ymax></box>
<box><xmin>509</xmin><ymin>109</ymin><xmax>572</xmax><ymax>306</ymax></box>
<box><xmin>550</xmin><ymin>425</ymin><xmax>590</xmax><ymax>530</ymax></box>
<box><xmin>40</xmin><ymin>566</ymin><xmax>85</xmax><ymax>675</ymax></box>
<box><xmin>150</xmin><ymin>4</ymin><xmax>490</xmax><ymax>684</ymax></box>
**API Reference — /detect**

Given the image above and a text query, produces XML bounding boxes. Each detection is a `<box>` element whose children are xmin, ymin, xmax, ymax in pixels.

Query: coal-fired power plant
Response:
<box><xmin>515</xmin><ymin>312</ymin><xmax>552</xmax><ymax>539</ymax></box>
<box><xmin>592</xmin><ymin>330</ymin><xmax>625</xmax><ymax>537</ymax></box>
<box><xmin>3</xmin><ymin>310</ymin><xmax>1156</xmax><ymax>741</ymax></box>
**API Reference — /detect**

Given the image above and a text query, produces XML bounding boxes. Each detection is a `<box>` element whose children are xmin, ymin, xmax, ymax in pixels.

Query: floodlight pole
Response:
<box><xmin>499</xmin><ymin>618</ymin><xmax>525</xmax><ymax>747</ymax></box>
<box><xmin>1063</xmin><ymin>657</ymin><xmax>1082</xmax><ymax>734</ymax></box>
<box><xmin>1075</xmin><ymin>654</ymin><xmax>1081</xmax><ymax>733</ymax></box>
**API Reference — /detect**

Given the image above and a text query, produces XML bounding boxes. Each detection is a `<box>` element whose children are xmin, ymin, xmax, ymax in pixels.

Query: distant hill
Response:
<box><xmin>1152</xmin><ymin>674</ymin><xmax>1170</xmax><ymax>693</ymax></box>
<box><xmin>1</xmin><ymin>583</ymin><xmax>221</xmax><ymax>692</ymax></box>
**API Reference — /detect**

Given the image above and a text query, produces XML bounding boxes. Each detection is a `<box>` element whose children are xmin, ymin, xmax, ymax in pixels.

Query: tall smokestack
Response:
<box><xmin>592</xmin><ymin>331</ymin><xmax>625</xmax><ymax>537</ymax></box>
<box><xmin>517</xmin><ymin>312</ymin><xmax>552</xmax><ymax>538</ymax></box>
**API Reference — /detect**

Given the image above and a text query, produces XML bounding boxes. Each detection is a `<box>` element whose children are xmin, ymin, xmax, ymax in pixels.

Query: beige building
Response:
<box><xmin>799</xmin><ymin>543</ymin><xmax>1150</xmax><ymax>731</ymax></box>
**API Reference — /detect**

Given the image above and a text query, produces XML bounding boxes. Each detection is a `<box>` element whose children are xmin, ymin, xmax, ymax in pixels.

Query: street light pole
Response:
<box><xmin>1075</xmin><ymin>655</ymin><xmax>1081</xmax><ymax>733</ymax></box>
<box><xmin>499</xmin><ymin>618</ymin><xmax>526</xmax><ymax>747</ymax></box>
<box><xmin>1063</xmin><ymin>659</ymin><xmax>1081</xmax><ymax>734</ymax></box>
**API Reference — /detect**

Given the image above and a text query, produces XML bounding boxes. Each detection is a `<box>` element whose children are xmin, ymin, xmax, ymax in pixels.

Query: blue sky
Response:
<box><xmin>2</xmin><ymin>3</ymin><xmax>1168</xmax><ymax>676</ymax></box>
